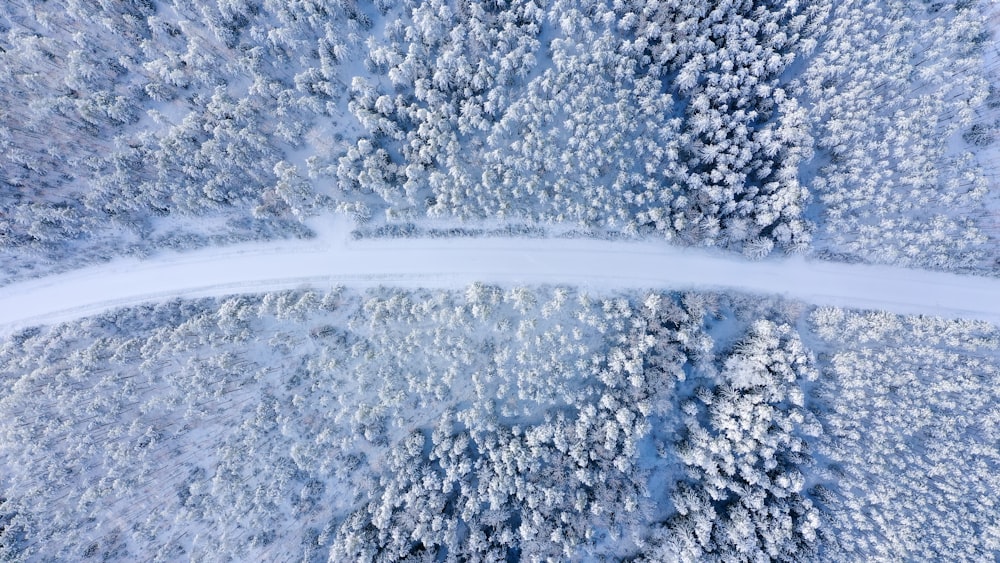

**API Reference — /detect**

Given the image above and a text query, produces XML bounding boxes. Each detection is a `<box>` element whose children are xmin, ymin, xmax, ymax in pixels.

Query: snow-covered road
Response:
<box><xmin>2</xmin><ymin>216</ymin><xmax>999</xmax><ymax>333</ymax></box>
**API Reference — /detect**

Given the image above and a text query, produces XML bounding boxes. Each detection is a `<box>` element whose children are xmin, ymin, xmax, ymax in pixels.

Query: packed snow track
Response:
<box><xmin>2</xmin><ymin>216</ymin><xmax>999</xmax><ymax>334</ymax></box>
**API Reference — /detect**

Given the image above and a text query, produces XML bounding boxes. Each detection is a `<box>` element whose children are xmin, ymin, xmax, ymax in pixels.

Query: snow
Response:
<box><xmin>1</xmin><ymin>212</ymin><xmax>998</xmax><ymax>334</ymax></box>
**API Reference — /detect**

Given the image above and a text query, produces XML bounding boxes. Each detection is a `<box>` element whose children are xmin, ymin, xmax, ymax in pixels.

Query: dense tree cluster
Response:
<box><xmin>1</xmin><ymin>288</ymin><xmax>999</xmax><ymax>560</ymax></box>
<box><xmin>331</xmin><ymin>288</ymin><xmax>715</xmax><ymax>560</ymax></box>
<box><xmin>0</xmin><ymin>286</ymin><xmax>837</xmax><ymax>561</ymax></box>
<box><xmin>808</xmin><ymin>307</ymin><xmax>1000</xmax><ymax>560</ymax></box>
<box><xmin>337</xmin><ymin>0</ymin><xmax>828</xmax><ymax>256</ymax></box>
<box><xmin>0</xmin><ymin>288</ymin><xmax>666</xmax><ymax>560</ymax></box>
<box><xmin>801</xmin><ymin>0</ymin><xmax>994</xmax><ymax>270</ymax></box>
<box><xmin>641</xmin><ymin>320</ymin><xmax>822</xmax><ymax>561</ymax></box>
<box><xmin>1</xmin><ymin>0</ymin><xmax>998</xmax><ymax>280</ymax></box>
<box><xmin>0</xmin><ymin>0</ymin><xmax>367</xmax><ymax>283</ymax></box>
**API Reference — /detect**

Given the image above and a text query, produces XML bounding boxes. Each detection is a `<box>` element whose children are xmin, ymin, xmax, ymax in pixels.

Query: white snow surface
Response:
<box><xmin>2</xmin><ymin>214</ymin><xmax>999</xmax><ymax>334</ymax></box>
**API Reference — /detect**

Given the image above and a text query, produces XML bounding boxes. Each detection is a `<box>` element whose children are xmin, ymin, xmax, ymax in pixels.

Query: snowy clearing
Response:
<box><xmin>1</xmin><ymin>214</ymin><xmax>998</xmax><ymax>334</ymax></box>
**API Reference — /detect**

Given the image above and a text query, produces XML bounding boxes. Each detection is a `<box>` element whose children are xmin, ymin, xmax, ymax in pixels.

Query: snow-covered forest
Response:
<box><xmin>1</xmin><ymin>0</ymin><xmax>999</xmax><ymax>283</ymax></box>
<box><xmin>4</xmin><ymin>0</ymin><xmax>1000</xmax><ymax>560</ymax></box>
<box><xmin>0</xmin><ymin>287</ymin><xmax>998</xmax><ymax>561</ymax></box>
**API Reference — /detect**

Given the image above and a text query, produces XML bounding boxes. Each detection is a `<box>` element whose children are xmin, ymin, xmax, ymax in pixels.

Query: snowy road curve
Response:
<box><xmin>2</xmin><ymin>216</ymin><xmax>999</xmax><ymax>333</ymax></box>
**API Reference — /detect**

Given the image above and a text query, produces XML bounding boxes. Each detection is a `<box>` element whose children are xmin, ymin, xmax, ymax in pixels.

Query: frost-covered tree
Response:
<box><xmin>332</xmin><ymin>0</ymin><xmax>829</xmax><ymax>256</ymax></box>
<box><xmin>808</xmin><ymin>307</ymin><xmax>1000</xmax><ymax>561</ymax></box>
<box><xmin>643</xmin><ymin>320</ymin><xmax>822</xmax><ymax>561</ymax></box>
